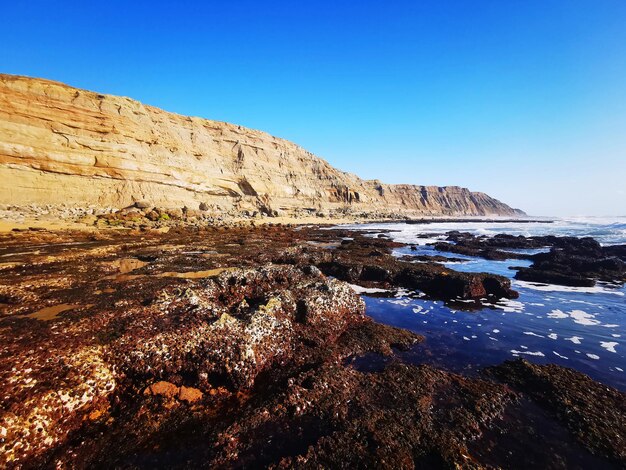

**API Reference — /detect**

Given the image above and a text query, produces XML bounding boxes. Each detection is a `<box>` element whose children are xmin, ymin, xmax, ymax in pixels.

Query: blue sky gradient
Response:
<box><xmin>2</xmin><ymin>1</ymin><xmax>625</xmax><ymax>215</ymax></box>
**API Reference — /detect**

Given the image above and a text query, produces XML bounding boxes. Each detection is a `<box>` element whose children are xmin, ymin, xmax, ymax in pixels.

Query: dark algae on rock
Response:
<box><xmin>515</xmin><ymin>237</ymin><xmax>626</xmax><ymax>287</ymax></box>
<box><xmin>0</xmin><ymin>225</ymin><xmax>624</xmax><ymax>468</ymax></box>
<box><xmin>279</xmin><ymin>232</ymin><xmax>519</xmax><ymax>302</ymax></box>
<box><xmin>431</xmin><ymin>231</ymin><xmax>626</xmax><ymax>287</ymax></box>
<box><xmin>487</xmin><ymin>359</ymin><xmax>626</xmax><ymax>466</ymax></box>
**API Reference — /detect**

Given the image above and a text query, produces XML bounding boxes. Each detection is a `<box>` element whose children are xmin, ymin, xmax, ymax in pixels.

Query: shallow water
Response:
<box><xmin>157</xmin><ymin>268</ymin><xmax>230</xmax><ymax>279</ymax></box>
<box><xmin>339</xmin><ymin>218</ymin><xmax>626</xmax><ymax>390</ymax></box>
<box><xmin>26</xmin><ymin>303</ymin><xmax>86</xmax><ymax>321</ymax></box>
<box><xmin>115</xmin><ymin>258</ymin><xmax>149</xmax><ymax>274</ymax></box>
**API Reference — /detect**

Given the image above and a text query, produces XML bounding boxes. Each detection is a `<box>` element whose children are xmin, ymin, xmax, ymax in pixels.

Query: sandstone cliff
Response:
<box><xmin>0</xmin><ymin>74</ymin><xmax>524</xmax><ymax>217</ymax></box>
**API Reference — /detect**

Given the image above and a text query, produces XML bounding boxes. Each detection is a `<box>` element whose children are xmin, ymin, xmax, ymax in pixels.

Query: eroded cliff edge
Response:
<box><xmin>0</xmin><ymin>74</ymin><xmax>524</xmax><ymax>217</ymax></box>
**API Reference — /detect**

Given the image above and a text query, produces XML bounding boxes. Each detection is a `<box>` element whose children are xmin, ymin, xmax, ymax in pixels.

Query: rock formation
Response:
<box><xmin>1</xmin><ymin>225</ymin><xmax>621</xmax><ymax>468</ymax></box>
<box><xmin>0</xmin><ymin>74</ymin><xmax>524</xmax><ymax>217</ymax></box>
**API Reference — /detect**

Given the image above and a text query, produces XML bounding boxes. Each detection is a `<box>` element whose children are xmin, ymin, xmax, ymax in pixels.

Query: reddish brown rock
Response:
<box><xmin>178</xmin><ymin>386</ymin><xmax>203</xmax><ymax>404</ymax></box>
<box><xmin>1</xmin><ymin>225</ymin><xmax>622</xmax><ymax>469</ymax></box>
<box><xmin>488</xmin><ymin>359</ymin><xmax>626</xmax><ymax>465</ymax></box>
<box><xmin>144</xmin><ymin>381</ymin><xmax>179</xmax><ymax>399</ymax></box>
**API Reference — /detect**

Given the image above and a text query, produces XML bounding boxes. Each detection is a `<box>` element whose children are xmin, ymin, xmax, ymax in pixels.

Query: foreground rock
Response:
<box><xmin>488</xmin><ymin>359</ymin><xmax>626</xmax><ymax>465</ymax></box>
<box><xmin>0</xmin><ymin>232</ymin><xmax>513</xmax><ymax>468</ymax></box>
<box><xmin>0</xmin><ymin>263</ymin><xmax>419</xmax><ymax>467</ymax></box>
<box><xmin>0</xmin><ymin>226</ymin><xmax>623</xmax><ymax>468</ymax></box>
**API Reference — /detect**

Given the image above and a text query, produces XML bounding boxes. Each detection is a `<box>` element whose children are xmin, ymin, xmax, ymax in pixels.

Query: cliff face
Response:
<box><xmin>0</xmin><ymin>74</ymin><xmax>523</xmax><ymax>216</ymax></box>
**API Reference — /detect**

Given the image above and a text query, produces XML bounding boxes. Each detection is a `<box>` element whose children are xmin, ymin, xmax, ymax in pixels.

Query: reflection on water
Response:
<box><xmin>363</xmin><ymin>253</ymin><xmax>625</xmax><ymax>389</ymax></box>
<box><xmin>115</xmin><ymin>258</ymin><xmax>149</xmax><ymax>273</ymax></box>
<box><xmin>26</xmin><ymin>303</ymin><xmax>87</xmax><ymax>321</ymax></box>
<box><xmin>157</xmin><ymin>268</ymin><xmax>230</xmax><ymax>279</ymax></box>
<box><xmin>342</xmin><ymin>220</ymin><xmax>626</xmax><ymax>390</ymax></box>
<box><xmin>102</xmin><ymin>256</ymin><xmax>230</xmax><ymax>282</ymax></box>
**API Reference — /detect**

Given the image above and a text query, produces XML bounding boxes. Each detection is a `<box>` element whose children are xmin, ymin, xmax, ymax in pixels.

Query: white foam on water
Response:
<box><xmin>347</xmin><ymin>284</ymin><xmax>390</xmax><ymax>294</ymax></box>
<box><xmin>548</xmin><ymin>333</ymin><xmax>558</xmax><ymax>340</ymax></box>
<box><xmin>339</xmin><ymin>217</ymin><xmax>626</xmax><ymax>250</ymax></box>
<box><xmin>463</xmin><ymin>336</ymin><xmax>470</xmax><ymax>341</ymax></box>
<box><xmin>586</xmin><ymin>353</ymin><xmax>600</xmax><ymax>360</ymax></box>
<box><xmin>412</xmin><ymin>306</ymin><xmax>425</xmax><ymax>314</ymax></box>
<box><xmin>553</xmin><ymin>351</ymin><xmax>569</xmax><ymax>359</ymax></box>
<box><xmin>492</xmin><ymin>329</ymin><xmax>500</xmax><ymax>333</ymax></box>
<box><xmin>395</xmin><ymin>288</ymin><xmax>411</xmax><ymax>298</ymax></box>
<box><xmin>411</xmin><ymin>237</ymin><xmax>446</xmax><ymax>246</ymax></box>
<box><xmin>600</xmin><ymin>341</ymin><xmax>619</xmax><ymax>353</ymax></box>
<box><xmin>569</xmin><ymin>310</ymin><xmax>601</xmax><ymax>326</ymax></box>
<box><xmin>547</xmin><ymin>309</ymin><xmax>568</xmax><ymax>319</ymax></box>
<box><xmin>511</xmin><ymin>350</ymin><xmax>545</xmax><ymax>357</ymax></box>
<box><xmin>565</xmin><ymin>336</ymin><xmax>583</xmax><ymax>344</ymax></box>
<box><xmin>523</xmin><ymin>331</ymin><xmax>544</xmax><ymax>338</ymax></box>
<box><xmin>513</xmin><ymin>280</ymin><xmax>625</xmax><ymax>296</ymax></box>
<box><xmin>612</xmin><ymin>334</ymin><xmax>621</xmax><ymax>338</ymax></box>
<box><xmin>617</xmin><ymin>367</ymin><xmax>624</xmax><ymax>372</ymax></box>
<box><xmin>603</xmin><ymin>324</ymin><xmax>620</xmax><ymax>328</ymax></box>
<box><xmin>493</xmin><ymin>299</ymin><xmax>525</xmax><ymax>313</ymax></box>
<box><xmin>547</xmin><ymin>308</ymin><xmax>611</xmax><ymax>326</ymax></box>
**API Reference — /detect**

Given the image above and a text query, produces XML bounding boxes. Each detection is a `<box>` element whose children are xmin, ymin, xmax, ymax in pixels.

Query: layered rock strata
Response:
<box><xmin>0</xmin><ymin>74</ymin><xmax>523</xmax><ymax>217</ymax></box>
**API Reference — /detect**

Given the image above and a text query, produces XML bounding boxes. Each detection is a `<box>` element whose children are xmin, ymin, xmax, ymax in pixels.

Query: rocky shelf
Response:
<box><xmin>0</xmin><ymin>225</ymin><xmax>623</xmax><ymax>468</ymax></box>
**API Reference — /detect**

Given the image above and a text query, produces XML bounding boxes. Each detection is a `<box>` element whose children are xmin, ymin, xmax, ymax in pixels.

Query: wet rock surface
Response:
<box><xmin>433</xmin><ymin>231</ymin><xmax>626</xmax><ymax>287</ymax></box>
<box><xmin>515</xmin><ymin>238</ymin><xmax>626</xmax><ymax>287</ymax></box>
<box><xmin>0</xmin><ymin>226</ymin><xmax>624</xmax><ymax>468</ymax></box>
<box><xmin>487</xmin><ymin>359</ymin><xmax>626</xmax><ymax>465</ymax></box>
<box><xmin>278</xmin><ymin>234</ymin><xmax>519</xmax><ymax>302</ymax></box>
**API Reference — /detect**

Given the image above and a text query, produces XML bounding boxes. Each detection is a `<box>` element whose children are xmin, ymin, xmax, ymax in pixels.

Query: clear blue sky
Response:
<box><xmin>2</xmin><ymin>1</ymin><xmax>625</xmax><ymax>216</ymax></box>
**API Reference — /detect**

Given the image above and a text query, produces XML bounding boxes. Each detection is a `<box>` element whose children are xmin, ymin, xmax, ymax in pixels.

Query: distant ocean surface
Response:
<box><xmin>338</xmin><ymin>217</ymin><xmax>626</xmax><ymax>390</ymax></box>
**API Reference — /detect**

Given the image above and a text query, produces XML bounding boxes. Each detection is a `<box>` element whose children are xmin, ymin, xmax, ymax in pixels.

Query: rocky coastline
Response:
<box><xmin>0</xmin><ymin>67</ymin><xmax>619</xmax><ymax>470</ymax></box>
<box><xmin>1</xmin><ymin>223</ymin><xmax>624</xmax><ymax>468</ymax></box>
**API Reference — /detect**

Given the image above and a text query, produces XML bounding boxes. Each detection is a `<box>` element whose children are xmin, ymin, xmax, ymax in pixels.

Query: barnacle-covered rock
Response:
<box><xmin>0</xmin><ymin>263</ymin><xmax>369</xmax><ymax>466</ymax></box>
<box><xmin>108</xmin><ymin>265</ymin><xmax>365</xmax><ymax>390</ymax></box>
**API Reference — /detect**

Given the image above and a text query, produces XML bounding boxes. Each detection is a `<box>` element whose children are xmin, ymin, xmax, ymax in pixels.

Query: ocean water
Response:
<box><xmin>338</xmin><ymin>217</ymin><xmax>626</xmax><ymax>389</ymax></box>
